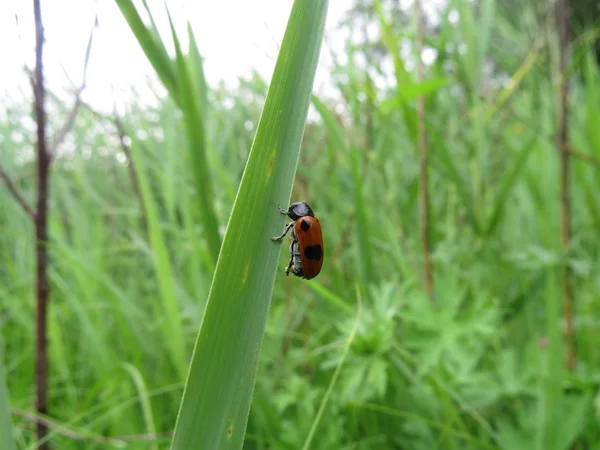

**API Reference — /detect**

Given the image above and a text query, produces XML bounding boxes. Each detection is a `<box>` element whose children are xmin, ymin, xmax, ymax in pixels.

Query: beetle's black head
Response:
<box><xmin>287</xmin><ymin>201</ymin><xmax>314</xmax><ymax>220</ymax></box>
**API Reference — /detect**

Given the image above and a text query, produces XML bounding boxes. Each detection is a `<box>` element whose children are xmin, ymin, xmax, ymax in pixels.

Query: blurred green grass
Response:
<box><xmin>1</xmin><ymin>0</ymin><xmax>599</xmax><ymax>449</ymax></box>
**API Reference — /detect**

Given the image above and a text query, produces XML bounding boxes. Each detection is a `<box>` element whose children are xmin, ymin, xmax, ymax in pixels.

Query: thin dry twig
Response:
<box><xmin>0</xmin><ymin>164</ymin><xmax>35</xmax><ymax>218</ymax></box>
<box><xmin>565</xmin><ymin>144</ymin><xmax>600</xmax><ymax>170</ymax></box>
<box><xmin>557</xmin><ymin>0</ymin><xmax>575</xmax><ymax>373</ymax></box>
<box><xmin>50</xmin><ymin>14</ymin><xmax>98</xmax><ymax>154</ymax></box>
<box><xmin>11</xmin><ymin>408</ymin><xmax>172</xmax><ymax>445</ymax></box>
<box><xmin>112</xmin><ymin>109</ymin><xmax>148</xmax><ymax>233</ymax></box>
<box><xmin>78</xmin><ymin>100</ymin><xmax>148</xmax><ymax>233</ymax></box>
<box><xmin>415</xmin><ymin>0</ymin><xmax>434</xmax><ymax>299</ymax></box>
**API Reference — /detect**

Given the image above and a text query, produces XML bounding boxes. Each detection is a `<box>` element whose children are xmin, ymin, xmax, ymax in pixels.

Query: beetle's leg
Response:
<box><xmin>284</xmin><ymin>254</ymin><xmax>294</xmax><ymax>276</ymax></box>
<box><xmin>277</xmin><ymin>205</ymin><xmax>288</xmax><ymax>215</ymax></box>
<box><xmin>271</xmin><ymin>221</ymin><xmax>295</xmax><ymax>241</ymax></box>
<box><xmin>287</xmin><ymin>240</ymin><xmax>302</xmax><ymax>277</ymax></box>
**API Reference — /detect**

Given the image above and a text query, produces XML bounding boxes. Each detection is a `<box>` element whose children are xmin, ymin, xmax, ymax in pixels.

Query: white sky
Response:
<box><xmin>0</xmin><ymin>0</ymin><xmax>352</xmax><ymax>113</ymax></box>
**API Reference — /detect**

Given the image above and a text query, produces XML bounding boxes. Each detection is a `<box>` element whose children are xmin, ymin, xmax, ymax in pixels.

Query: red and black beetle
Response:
<box><xmin>271</xmin><ymin>202</ymin><xmax>324</xmax><ymax>280</ymax></box>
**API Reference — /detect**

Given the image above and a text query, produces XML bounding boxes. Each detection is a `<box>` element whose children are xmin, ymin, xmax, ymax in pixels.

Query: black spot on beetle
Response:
<box><xmin>300</xmin><ymin>219</ymin><xmax>311</xmax><ymax>231</ymax></box>
<box><xmin>304</xmin><ymin>245</ymin><xmax>323</xmax><ymax>260</ymax></box>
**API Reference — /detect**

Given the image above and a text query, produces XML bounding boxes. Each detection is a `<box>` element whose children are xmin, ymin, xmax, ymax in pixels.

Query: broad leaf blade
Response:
<box><xmin>170</xmin><ymin>1</ymin><xmax>329</xmax><ymax>449</ymax></box>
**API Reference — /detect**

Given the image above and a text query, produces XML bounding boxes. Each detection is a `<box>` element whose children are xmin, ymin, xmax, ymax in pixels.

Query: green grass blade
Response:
<box><xmin>584</xmin><ymin>49</ymin><xmax>600</xmax><ymax>155</ymax></box>
<box><xmin>381</xmin><ymin>77</ymin><xmax>450</xmax><ymax>105</ymax></box>
<box><xmin>311</xmin><ymin>95</ymin><xmax>346</xmax><ymax>152</ymax></box>
<box><xmin>303</xmin><ymin>287</ymin><xmax>362</xmax><ymax>449</ymax></box>
<box><xmin>0</xmin><ymin>338</ymin><xmax>16</xmax><ymax>450</ymax></box>
<box><xmin>122</xmin><ymin>363</ymin><xmax>158</xmax><ymax>450</ymax></box>
<box><xmin>457</xmin><ymin>0</ymin><xmax>477</xmax><ymax>91</ymax></box>
<box><xmin>375</xmin><ymin>0</ymin><xmax>418</xmax><ymax>143</ymax></box>
<box><xmin>116</xmin><ymin>0</ymin><xmax>222</xmax><ymax>263</ymax></box>
<box><xmin>188</xmin><ymin>25</ymin><xmax>209</xmax><ymax>121</ymax></box>
<box><xmin>166</xmin><ymin>10</ymin><xmax>221</xmax><ymax>263</ymax></box>
<box><xmin>350</xmin><ymin>145</ymin><xmax>373</xmax><ymax>284</ymax></box>
<box><xmin>484</xmin><ymin>136</ymin><xmax>536</xmax><ymax>237</ymax></box>
<box><xmin>170</xmin><ymin>1</ymin><xmax>329</xmax><ymax>449</ymax></box>
<box><xmin>130</xmin><ymin>141</ymin><xmax>186</xmax><ymax>377</ymax></box>
<box><xmin>433</xmin><ymin>139</ymin><xmax>481</xmax><ymax>234</ymax></box>
<box><xmin>114</xmin><ymin>0</ymin><xmax>177</xmax><ymax>98</ymax></box>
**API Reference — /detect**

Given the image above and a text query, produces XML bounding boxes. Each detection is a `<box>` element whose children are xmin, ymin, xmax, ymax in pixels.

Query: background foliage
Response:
<box><xmin>1</xmin><ymin>0</ymin><xmax>599</xmax><ymax>448</ymax></box>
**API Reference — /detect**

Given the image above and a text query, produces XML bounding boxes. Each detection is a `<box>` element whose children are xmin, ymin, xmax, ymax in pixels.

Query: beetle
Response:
<box><xmin>271</xmin><ymin>201</ymin><xmax>324</xmax><ymax>280</ymax></box>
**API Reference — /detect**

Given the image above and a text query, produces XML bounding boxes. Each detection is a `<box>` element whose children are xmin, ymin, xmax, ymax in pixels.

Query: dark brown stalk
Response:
<box><xmin>415</xmin><ymin>0</ymin><xmax>434</xmax><ymax>299</ymax></box>
<box><xmin>33</xmin><ymin>0</ymin><xmax>50</xmax><ymax>447</ymax></box>
<box><xmin>3</xmin><ymin>4</ymin><xmax>92</xmax><ymax>447</ymax></box>
<box><xmin>557</xmin><ymin>0</ymin><xmax>575</xmax><ymax>373</ymax></box>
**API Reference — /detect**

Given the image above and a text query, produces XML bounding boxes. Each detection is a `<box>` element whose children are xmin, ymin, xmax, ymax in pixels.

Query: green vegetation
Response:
<box><xmin>1</xmin><ymin>0</ymin><xmax>599</xmax><ymax>449</ymax></box>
